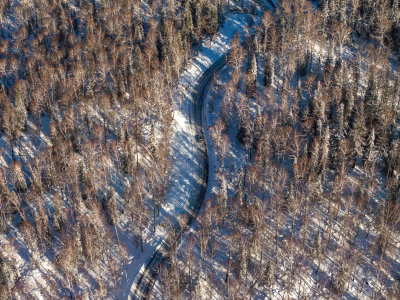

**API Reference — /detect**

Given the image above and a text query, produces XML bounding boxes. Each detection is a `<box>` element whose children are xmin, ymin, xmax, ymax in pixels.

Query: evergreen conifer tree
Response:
<box><xmin>132</xmin><ymin>45</ymin><xmax>144</xmax><ymax>71</ymax></box>
<box><xmin>337</xmin><ymin>103</ymin><xmax>345</xmax><ymax>136</ymax></box>
<box><xmin>159</xmin><ymin>9</ymin><xmax>173</xmax><ymax>64</ymax></box>
<box><xmin>221</xmin><ymin>175</ymin><xmax>228</xmax><ymax>207</ymax></box>
<box><xmin>15</xmin><ymin>93</ymin><xmax>27</xmax><ymax>132</ymax></box>
<box><xmin>312</xmin><ymin>231</ymin><xmax>322</xmax><ymax>274</ymax></box>
<box><xmin>344</xmin><ymin>87</ymin><xmax>355</xmax><ymax>123</ymax></box>
<box><xmin>133</xmin><ymin>17</ymin><xmax>144</xmax><ymax>46</ymax></box>
<box><xmin>364</xmin><ymin>128</ymin><xmax>376</xmax><ymax>166</ymax></box>
<box><xmin>12</xmin><ymin>163</ymin><xmax>27</xmax><ymax>193</ymax></box>
<box><xmin>193</xmin><ymin>1</ymin><xmax>203</xmax><ymax>54</ymax></box>
<box><xmin>264</xmin><ymin>53</ymin><xmax>274</xmax><ymax>87</ymax></box>
<box><xmin>320</xmin><ymin>126</ymin><xmax>330</xmax><ymax>172</ymax></box>
<box><xmin>106</xmin><ymin>188</ymin><xmax>118</xmax><ymax>226</ymax></box>
<box><xmin>183</xmin><ymin>2</ymin><xmax>194</xmax><ymax>46</ymax></box>
<box><xmin>246</xmin><ymin>47</ymin><xmax>257</xmax><ymax>97</ymax></box>
<box><xmin>349</xmin><ymin>105</ymin><xmax>366</xmax><ymax>161</ymax></box>
<box><xmin>262</xmin><ymin>261</ymin><xmax>274</xmax><ymax>287</ymax></box>
<box><xmin>364</xmin><ymin>77</ymin><xmax>381</xmax><ymax>126</ymax></box>
<box><xmin>209</xmin><ymin>4</ymin><xmax>219</xmax><ymax>40</ymax></box>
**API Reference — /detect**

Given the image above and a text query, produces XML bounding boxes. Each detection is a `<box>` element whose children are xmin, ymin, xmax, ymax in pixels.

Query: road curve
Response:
<box><xmin>131</xmin><ymin>1</ymin><xmax>278</xmax><ymax>297</ymax></box>
<box><xmin>131</xmin><ymin>54</ymin><xmax>228</xmax><ymax>300</ymax></box>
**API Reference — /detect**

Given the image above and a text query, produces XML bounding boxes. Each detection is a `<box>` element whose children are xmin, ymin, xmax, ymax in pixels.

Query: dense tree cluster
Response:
<box><xmin>158</xmin><ymin>0</ymin><xmax>400</xmax><ymax>298</ymax></box>
<box><xmin>0</xmin><ymin>0</ymin><xmax>224</xmax><ymax>297</ymax></box>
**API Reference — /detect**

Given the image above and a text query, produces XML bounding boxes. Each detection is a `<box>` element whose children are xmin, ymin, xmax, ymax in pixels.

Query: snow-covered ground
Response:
<box><xmin>149</xmin><ymin>24</ymin><xmax>400</xmax><ymax>300</ymax></box>
<box><xmin>119</xmin><ymin>1</ymin><xmax>275</xmax><ymax>298</ymax></box>
<box><xmin>0</xmin><ymin>1</ymin><xmax>277</xmax><ymax>298</ymax></box>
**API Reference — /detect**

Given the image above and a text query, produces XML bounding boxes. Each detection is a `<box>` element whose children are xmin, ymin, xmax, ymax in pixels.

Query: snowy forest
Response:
<box><xmin>0</xmin><ymin>0</ymin><xmax>399</xmax><ymax>299</ymax></box>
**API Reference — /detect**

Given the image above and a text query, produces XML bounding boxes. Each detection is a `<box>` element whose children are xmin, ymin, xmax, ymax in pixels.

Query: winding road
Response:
<box><xmin>132</xmin><ymin>54</ymin><xmax>228</xmax><ymax>300</ymax></box>
<box><xmin>130</xmin><ymin>1</ymin><xmax>277</xmax><ymax>298</ymax></box>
